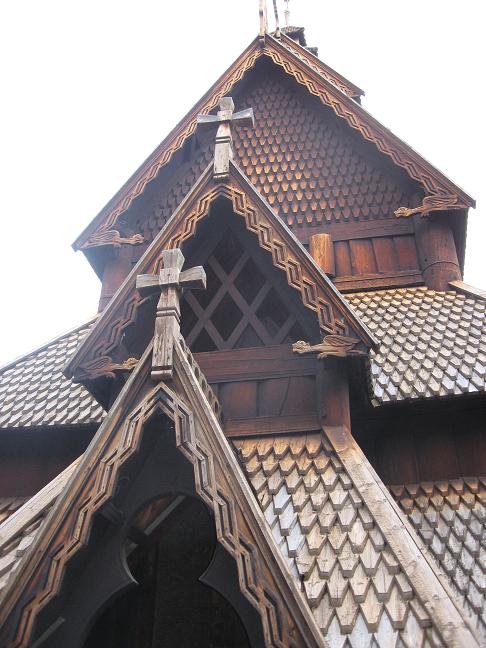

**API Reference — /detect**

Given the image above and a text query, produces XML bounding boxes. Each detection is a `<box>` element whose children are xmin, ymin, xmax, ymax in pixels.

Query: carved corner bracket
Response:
<box><xmin>75</xmin><ymin>356</ymin><xmax>139</xmax><ymax>381</ymax></box>
<box><xmin>292</xmin><ymin>335</ymin><xmax>366</xmax><ymax>360</ymax></box>
<box><xmin>81</xmin><ymin>229</ymin><xmax>144</xmax><ymax>250</ymax></box>
<box><xmin>394</xmin><ymin>194</ymin><xmax>468</xmax><ymax>219</ymax></box>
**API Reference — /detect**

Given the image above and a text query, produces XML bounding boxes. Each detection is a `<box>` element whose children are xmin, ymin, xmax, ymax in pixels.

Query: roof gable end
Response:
<box><xmin>74</xmin><ymin>34</ymin><xmax>474</xmax><ymax>253</ymax></box>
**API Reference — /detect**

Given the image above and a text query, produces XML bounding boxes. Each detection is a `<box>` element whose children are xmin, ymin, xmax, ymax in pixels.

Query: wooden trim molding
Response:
<box><xmin>0</xmin><ymin>343</ymin><xmax>324</xmax><ymax>648</ymax></box>
<box><xmin>65</xmin><ymin>162</ymin><xmax>374</xmax><ymax>382</ymax></box>
<box><xmin>449</xmin><ymin>279</ymin><xmax>486</xmax><ymax>301</ymax></box>
<box><xmin>75</xmin><ymin>34</ymin><xmax>473</xmax><ymax>252</ymax></box>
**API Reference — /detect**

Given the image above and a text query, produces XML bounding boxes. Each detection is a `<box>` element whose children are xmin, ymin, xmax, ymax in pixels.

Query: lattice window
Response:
<box><xmin>181</xmin><ymin>222</ymin><xmax>316</xmax><ymax>353</ymax></box>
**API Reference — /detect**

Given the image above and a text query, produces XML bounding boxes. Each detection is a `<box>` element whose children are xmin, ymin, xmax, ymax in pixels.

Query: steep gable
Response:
<box><xmin>74</xmin><ymin>33</ymin><xmax>473</xmax><ymax>287</ymax></box>
<box><xmin>65</xmin><ymin>160</ymin><xmax>374</xmax><ymax>404</ymax></box>
<box><xmin>0</xmin><ymin>341</ymin><xmax>324</xmax><ymax>648</ymax></box>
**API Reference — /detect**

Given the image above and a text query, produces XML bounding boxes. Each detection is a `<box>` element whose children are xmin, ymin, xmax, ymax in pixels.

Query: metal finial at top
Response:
<box><xmin>284</xmin><ymin>0</ymin><xmax>290</xmax><ymax>26</ymax></box>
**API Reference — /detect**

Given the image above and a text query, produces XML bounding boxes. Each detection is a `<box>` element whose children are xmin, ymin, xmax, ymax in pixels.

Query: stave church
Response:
<box><xmin>0</xmin><ymin>7</ymin><xmax>485</xmax><ymax>648</ymax></box>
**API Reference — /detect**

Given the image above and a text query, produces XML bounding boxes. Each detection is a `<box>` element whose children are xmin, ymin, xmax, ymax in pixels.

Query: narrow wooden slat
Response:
<box><xmin>195</xmin><ymin>345</ymin><xmax>318</xmax><ymax>383</ymax></box>
<box><xmin>225</xmin><ymin>414</ymin><xmax>320</xmax><ymax>438</ymax></box>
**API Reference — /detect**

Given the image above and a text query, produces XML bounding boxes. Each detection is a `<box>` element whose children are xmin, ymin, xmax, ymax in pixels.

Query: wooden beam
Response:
<box><xmin>309</xmin><ymin>232</ymin><xmax>335</xmax><ymax>277</ymax></box>
<box><xmin>449</xmin><ymin>279</ymin><xmax>486</xmax><ymax>301</ymax></box>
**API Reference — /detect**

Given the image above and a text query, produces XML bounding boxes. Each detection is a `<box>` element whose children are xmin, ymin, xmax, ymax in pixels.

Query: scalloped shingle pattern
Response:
<box><xmin>235</xmin><ymin>433</ymin><xmax>444</xmax><ymax>647</ymax></box>
<box><xmin>347</xmin><ymin>287</ymin><xmax>486</xmax><ymax>404</ymax></box>
<box><xmin>392</xmin><ymin>479</ymin><xmax>486</xmax><ymax>644</ymax></box>
<box><xmin>0</xmin><ymin>323</ymin><xmax>104</xmax><ymax>429</ymax></box>
<box><xmin>233</xmin><ymin>74</ymin><xmax>419</xmax><ymax>228</ymax></box>
<box><xmin>139</xmin><ymin>69</ymin><xmax>419</xmax><ymax>242</ymax></box>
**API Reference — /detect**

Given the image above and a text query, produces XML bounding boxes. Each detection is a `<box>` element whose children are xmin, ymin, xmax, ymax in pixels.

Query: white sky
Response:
<box><xmin>0</xmin><ymin>1</ymin><xmax>484</xmax><ymax>366</ymax></box>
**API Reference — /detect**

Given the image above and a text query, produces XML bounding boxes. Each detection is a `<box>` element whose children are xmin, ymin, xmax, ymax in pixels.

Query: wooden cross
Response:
<box><xmin>136</xmin><ymin>249</ymin><xmax>206</xmax><ymax>380</ymax></box>
<box><xmin>197</xmin><ymin>96</ymin><xmax>254</xmax><ymax>179</ymax></box>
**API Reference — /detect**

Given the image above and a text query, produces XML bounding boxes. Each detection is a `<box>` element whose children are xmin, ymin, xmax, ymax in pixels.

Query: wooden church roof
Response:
<box><xmin>0</xmin><ymin>18</ymin><xmax>484</xmax><ymax>648</ymax></box>
<box><xmin>72</xmin><ymin>32</ymin><xmax>474</xmax><ymax>260</ymax></box>
<box><xmin>0</xmin><ymin>337</ymin><xmax>480</xmax><ymax>647</ymax></box>
<box><xmin>0</xmin><ymin>284</ymin><xmax>484</xmax><ymax>431</ymax></box>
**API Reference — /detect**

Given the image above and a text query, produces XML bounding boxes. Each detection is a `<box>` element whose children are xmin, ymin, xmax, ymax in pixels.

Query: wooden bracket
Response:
<box><xmin>76</xmin><ymin>356</ymin><xmax>139</xmax><ymax>381</ymax></box>
<box><xmin>292</xmin><ymin>335</ymin><xmax>366</xmax><ymax>359</ymax></box>
<box><xmin>394</xmin><ymin>194</ymin><xmax>467</xmax><ymax>219</ymax></box>
<box><xmin>81</xmin><ymin>229</ymin><xmax>144</xmax><ymax>249</ymax></box>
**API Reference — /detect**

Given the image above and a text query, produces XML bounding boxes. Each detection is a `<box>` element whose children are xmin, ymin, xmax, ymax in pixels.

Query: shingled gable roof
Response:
<box><xmin>0</xmin><ymin>319</ymin><xmax>103</xmax><ymax>429</ymax></box>
<box><xmin>0</xmin><ymin>340</ymin><xmax>326</xmax><ymax>648</ymax></box>
<box><xmin>1</xmin><ymin>346</ymin><xmax>480</xmax><ymax>646</ymax></box>
<box><xmin>73</xmin><ymin>32</ymin><xmax>474</xmax><ymax>253</ymax></box>
<box><xmin>65</xmin><ymin>158</ymin><xmax>375</xmax><ymax>383</ymax></box>
<box><xmin>235</xmin><ymin>427</ymin><xmax>480</xmax><ymax>647</ymax></box>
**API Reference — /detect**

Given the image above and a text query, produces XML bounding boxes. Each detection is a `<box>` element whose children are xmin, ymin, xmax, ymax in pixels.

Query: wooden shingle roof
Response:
<box><xmin>0</xmin><ymin>287</ymin><xmax>484</xmax><ymax>432</ymax></box>
<box><xmin>0</xmin><ymin>321</ymin><xmax>104</xmax><ymax>430</ymax></box>
<box><xmin>348</xmin><ymin>287</ymin><xmax>486</xmax><ymax>405</ymax></box>
<box><xmin>392</xmin><ymin>478</ymin><xmax>486</xmax><ymax>644</ymax></box>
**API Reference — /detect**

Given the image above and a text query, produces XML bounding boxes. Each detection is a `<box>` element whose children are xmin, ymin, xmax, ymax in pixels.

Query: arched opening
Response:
<box><xmin>83</xmin><ymin>495</ymin><xmax>251</xmax><ymax>648</ymax></box>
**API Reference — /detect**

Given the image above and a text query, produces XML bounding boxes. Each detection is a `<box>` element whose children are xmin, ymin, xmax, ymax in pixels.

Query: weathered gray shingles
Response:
<box><xmin>347</xmin><ymin>287</ymin><xmax>486</xmax><ymax>405</ymax></box>
<box><xmin>0</xmin><ymin>287</ymin><xmax>484</xmax><ymax>430</ymax></box>
<box><xmin>0</xmin><ymin>499</ymin><xmax>29</xmax><ymax>526</ymax></box>
<box><xmin>0</xmin><ymin>513</ymin><xmax>47</xmax><ymax>597</ymax></box>
<box><xmin>235</xmin><ymin>434</ymin><xmax>443</xmax><ymax>648</ymax></box>
<box><xmin>392</xmin><ymin>479</ymin><xmax>486</xmax><ymax>645</ymax></box>
<box><xmin>0</xmin><ymin>323</ymin><xmax>104</xmax><ymax>429</ymax></box>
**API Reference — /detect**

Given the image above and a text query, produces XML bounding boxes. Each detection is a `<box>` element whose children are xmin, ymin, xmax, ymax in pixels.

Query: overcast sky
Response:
<box><xmin>0</xmin><ymin>1</ymin><xmax>484</xmax><ymax>366</ymax></box>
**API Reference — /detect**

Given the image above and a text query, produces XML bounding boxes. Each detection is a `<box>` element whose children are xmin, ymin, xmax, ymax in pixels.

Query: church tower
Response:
<box><xmin>0</xmin><ymin>7</ymin><xmax>484</xmax><ymax>648</ymax></box>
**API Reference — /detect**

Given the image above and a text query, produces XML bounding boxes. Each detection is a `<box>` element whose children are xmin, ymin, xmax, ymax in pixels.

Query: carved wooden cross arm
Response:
<box><xmin>197</xmin><ymin>96</ymin><xmax>255</xmax><ymax>179</ymax></box>
<box><xmin>136</xmin><ymin>249</ymin><xmax>206</xmax><ymax>380</ymax></box>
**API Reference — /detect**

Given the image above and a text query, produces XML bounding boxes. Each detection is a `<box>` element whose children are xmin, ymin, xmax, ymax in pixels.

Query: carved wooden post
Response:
<box><xmin>309</xmin><ymin>232</ymin><xmax>335</xmax><ymax>277</ymax></box>
<box><xmin>136</xmin><ymin>249</ymin><xmax>206</xmax><ymax>380</ymax></box>
<box><xmin>197</xmin><ymin>97</ymin><xmax>254</xmax><ymax>179</ymax></box>
<box><xmin>413</xmin><ymin>215</ymin><xmax>461</xmax><ymax>291</ymax></box>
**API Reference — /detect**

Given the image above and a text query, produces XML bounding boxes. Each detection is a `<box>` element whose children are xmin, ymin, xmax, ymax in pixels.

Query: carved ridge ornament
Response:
<box><xmin>81</xmin><ymin>37</ymin><xmax>471</xmax><ymax>249</ymax></box>
<box><xmin>394</xmin><ymin>194</ymin><xmax>467</xmax><ymax>218</ymax></box>
<box><xmin>2</xmin><ymin>364</ymin><xmax>308</xmax><ymax>647</ymax></box>
<box><xmin>75</xmin><ymin>355</ymin><xmax>139</xmax><ymax>380</ymax></box>
<box><xmin>136</xmin><ymin>248</ymin><xmax>206</xmax><ymax>380</ymax></box>
<box><xmin>292</xmin><ymin>335</ymin><xmax>366</xmax><ymax>359</ymax></box>
<box><xmin>81</xmin><ymin>229</ymin><xmax>144</xmax><ymax>249</ymax></box>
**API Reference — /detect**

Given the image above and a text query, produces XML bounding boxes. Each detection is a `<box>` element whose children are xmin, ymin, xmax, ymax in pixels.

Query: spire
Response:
<box><xmin>284</xmin><ymin>0</ymin><xmax>290</xmax><ymax>26</ymax></box>
<box><xmin>259</xmin><ymin>0</ymin><xmax>267</xmax><ymax>38</ymax></box>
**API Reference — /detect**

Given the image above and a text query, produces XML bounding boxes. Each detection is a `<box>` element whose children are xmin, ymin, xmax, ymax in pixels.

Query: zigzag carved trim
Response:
<box><xmin>83</xmin><ymin>36</ymin><xmax>471</xmax><ymax>250</ymax></box>
<box><xmin>85</xmin><ymin>48</ymin><xmax>263</xmax><ymax>245</ymax></box>
<box><xmin>165</xmin><ymin>184</ymin><xmax>347</xmax><ymax>336</ymax></box>
<box><xmin>278</xmin><ymin>34</ymin><xmax>362</xmax><ymax>98</ymax></box>
<box><xmin>3</xmin><ymin>366</ymin><xmax>304</xmax><ymax>647</ymax></box>
<box><xmin>85</xmin><ymin>182</ymin><xmax>351</xmax><ymax>367</ymax></box>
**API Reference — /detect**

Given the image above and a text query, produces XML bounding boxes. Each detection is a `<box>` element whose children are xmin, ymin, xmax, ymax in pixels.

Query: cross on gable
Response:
<box><xmin>197</xmin><ymin>96</ymin><xmax>255</xmax><ymax>179</ymax></box>
<box><xmin>136</xmin><ymin>249</ymin><xmax>206</xmax><ymax>380</ymax></box>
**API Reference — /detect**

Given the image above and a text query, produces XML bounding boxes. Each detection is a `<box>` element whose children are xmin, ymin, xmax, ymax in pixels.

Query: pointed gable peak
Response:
<box><xmin>65</xmin><ymin>157</ymin><xmax>375</xmax><ymax>396</ymax></box>
<box><xmin>74</xmin><ymin>31</ymin><xmax>472</xmax><ymax>263</ymax></box>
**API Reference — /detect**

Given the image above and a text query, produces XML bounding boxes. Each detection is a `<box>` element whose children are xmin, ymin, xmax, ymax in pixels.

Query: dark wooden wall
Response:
<box><xmin>353</xmin><ymin>398</ymin><xmax>486</xmax><ymax>485</ymax></box>
<box><xmin>0</xmin><ymin>425</ymin><xmax>97</xmax><ymax>497</ymax></box>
